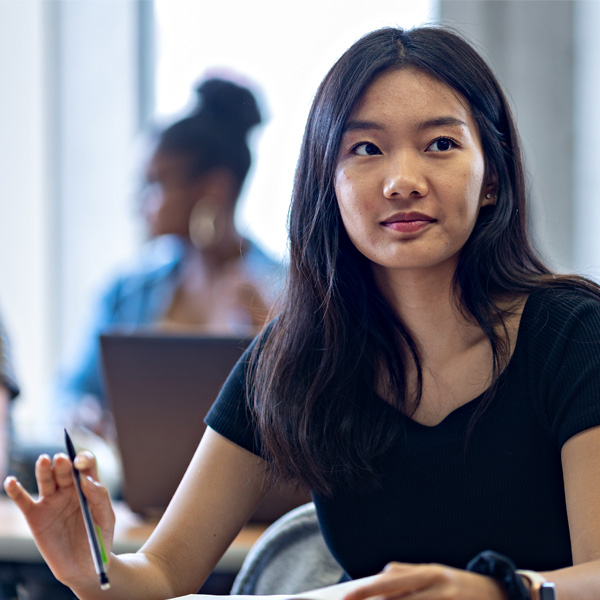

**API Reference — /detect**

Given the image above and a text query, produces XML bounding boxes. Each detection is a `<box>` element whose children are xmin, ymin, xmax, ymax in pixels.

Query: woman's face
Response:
<box><xmin>140</xmin><ymin>150</ymin><xmax>199</xmax><ymax>237</ymax></box>
<box><xmin>334</xmin><ymin>67</ymin><xmax>494</xmax><ymax>282</ymax></box>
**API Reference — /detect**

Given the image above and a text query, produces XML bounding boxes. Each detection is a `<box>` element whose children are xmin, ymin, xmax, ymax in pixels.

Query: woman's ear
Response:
<box><xmin>481</xmin><ymin>174</ymin><xmax>498</xmax><ymax>207</ymax></box>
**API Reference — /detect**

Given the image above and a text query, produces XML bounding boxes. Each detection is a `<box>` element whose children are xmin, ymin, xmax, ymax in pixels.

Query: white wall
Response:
<box><xmin>0</xmin><ymin>0</ymin><xmax>144</xmax><ymax>439</ymax></box>
<box><xmin>0</xmin><ymin>0</ymin><xmax>53</xmax><ymax>432</ymax></box>
<box><xmin>573</xmin><ymin>0</ymin><xmax>600</xmax><ymax>280</ymax></box>
<box><xmin>55</xmin><ymin>0</ymin><xmax>144</xmax><ymax>365</ymax></box>
<box><xmin>440</xmin><ymin>0</ymin><xmax>600</xmax><ymax>278</ymax></box>
<box><xmin>440</xmin><ymin>0</ymin><xmax>575</xmax><ymax>272</ymax></box>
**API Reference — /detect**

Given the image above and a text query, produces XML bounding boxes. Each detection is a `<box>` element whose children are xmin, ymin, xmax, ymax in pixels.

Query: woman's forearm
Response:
<box><xmin>67</xmin><ymin>551</ymin><xmax>185</xmax><ymax>600</ymax></box>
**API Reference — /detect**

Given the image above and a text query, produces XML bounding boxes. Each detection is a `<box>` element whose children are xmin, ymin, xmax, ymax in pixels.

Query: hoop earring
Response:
<box><xmin>189</xmin><ymin>198</ymin><xmax>223</xmax><ymax>250</ymax></box>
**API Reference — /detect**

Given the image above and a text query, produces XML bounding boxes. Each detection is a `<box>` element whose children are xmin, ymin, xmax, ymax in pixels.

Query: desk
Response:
<box><xmin>0</xmin><ymin>497</ymin><xmax>267</xmax><ymax>573</ymax></box>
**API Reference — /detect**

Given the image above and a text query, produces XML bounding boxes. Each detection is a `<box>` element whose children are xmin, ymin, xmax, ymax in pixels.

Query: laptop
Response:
<box><xmin>100</xmin><ymin>331</ymin><xmax>310</xmax><ymax>521</ymax></box>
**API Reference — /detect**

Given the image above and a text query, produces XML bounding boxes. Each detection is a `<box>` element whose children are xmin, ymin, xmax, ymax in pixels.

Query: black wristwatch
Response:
<box><xmin>516</xmin><ymin>570</ymin><xmax>557</xmax><ymax>600</ymax></box>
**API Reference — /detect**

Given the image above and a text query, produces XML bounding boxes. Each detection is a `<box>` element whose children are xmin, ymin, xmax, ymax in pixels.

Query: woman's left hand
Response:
<box><xmin>344</xmin><ymin>562</ymin><xmax>508</xmax><ymax>600</ymax></box>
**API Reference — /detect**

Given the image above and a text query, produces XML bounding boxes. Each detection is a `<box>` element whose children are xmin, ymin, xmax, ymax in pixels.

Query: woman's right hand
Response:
<box><xmin>3</xmin><ymin>451</ymin><xmax>115</xmax><ymax>591</ymax></box>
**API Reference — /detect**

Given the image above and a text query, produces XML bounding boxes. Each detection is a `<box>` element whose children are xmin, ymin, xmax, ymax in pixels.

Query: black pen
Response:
<box><xmin>64</xmin><ymin>429</ymin><xmax>111</xmax><ymax>590</ymax></box>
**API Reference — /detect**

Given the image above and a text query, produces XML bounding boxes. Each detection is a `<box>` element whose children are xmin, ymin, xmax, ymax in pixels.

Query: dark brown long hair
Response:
<box><xmin>248</xmin><ymin>26</ymin><xmax>599</xmax><ymax>496</ymax></box>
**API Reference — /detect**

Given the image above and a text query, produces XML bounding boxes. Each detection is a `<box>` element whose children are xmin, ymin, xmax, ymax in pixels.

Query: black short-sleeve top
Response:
<box><xmin>206</xmin><ymin>287</ymin><xmax>600</xmax><ymax>576</ymax></box>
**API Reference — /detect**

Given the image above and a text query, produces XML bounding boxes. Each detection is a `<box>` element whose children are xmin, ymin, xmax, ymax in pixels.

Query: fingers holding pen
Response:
<box><xmin>35</xmin><ymin>451</ymin><xmax>100</xmax><ymax>498</ymax></box>
<box><xmin>73</xmin><ymin>450</ymin><xmax>100</xmax><ymax>482</ymax></box>
<box><xmin>81</xmin><ymin>471</ymin><xmax>115</xmax><ymax>535</ymax></box>
<box><xmin>35</xmin><ymin>452</ymin><xmax>79</xmax><ymax>496</ymax></box>
<box><xmin>69</xmin><ymin>450</ymin><xmax>113</xmax><ymax>531</ymax></box>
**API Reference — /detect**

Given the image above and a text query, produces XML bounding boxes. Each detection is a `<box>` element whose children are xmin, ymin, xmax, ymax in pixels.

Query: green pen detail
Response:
<box><xmin>95</xmin><ymin>525</ymin><xmax>109</xmax><ymax>565</ymax></box>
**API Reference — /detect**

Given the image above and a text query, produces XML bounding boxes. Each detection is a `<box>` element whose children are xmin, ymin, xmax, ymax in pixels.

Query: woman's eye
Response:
<box><xmin>426</xmin><ymin>137</ymin><xmax>456</xmax><ymax>152</ymax></box>
<box><xmin>353</xmin><ymin>142</ymin><xmax>381</xmax><ymax>156</ymax></box>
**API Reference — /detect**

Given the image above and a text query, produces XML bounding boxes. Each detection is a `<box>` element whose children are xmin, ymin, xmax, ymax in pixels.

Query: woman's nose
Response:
<box><xmin>382</xmin><ymin>154</ymin><xmax>428</xmax><ymax>199</ymax></box>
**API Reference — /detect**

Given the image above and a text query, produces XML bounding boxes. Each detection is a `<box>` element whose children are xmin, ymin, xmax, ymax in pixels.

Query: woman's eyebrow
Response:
<box><xmin>416</xmin><ymin>116</ymin><xmax>468</xmax><ymax>131</ymax></box>
<box><xmin>342</xmin><ymin>116</ymin><xmax>468</xmax><ymax>134</ymax></box>
<box><xmin>342</xmin><ymin>120</ymin><xmax>385</xmax><ymax>134</ymax></box>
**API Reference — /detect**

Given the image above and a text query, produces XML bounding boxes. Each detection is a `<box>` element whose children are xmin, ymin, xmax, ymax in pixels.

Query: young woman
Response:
<box><xmin>6</xmin><ymin>26</ymin><xmax>600</xmax><ymax>600</ymax></box>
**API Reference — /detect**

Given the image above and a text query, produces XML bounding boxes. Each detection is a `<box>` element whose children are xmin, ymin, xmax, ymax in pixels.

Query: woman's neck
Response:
<box><xmin>181</xmin><ymin>232</ymin><xmax>247</xmax><ymax>276</ymax></box>
<box><xmin>372</xmin><ymin>261</ymin><xmax>485</xmax><ymax>362</ymax></box>
<box><xmin>373</xmin><ymin>260</ymin><xmax>526</xmax><ymax>373</ymax></box>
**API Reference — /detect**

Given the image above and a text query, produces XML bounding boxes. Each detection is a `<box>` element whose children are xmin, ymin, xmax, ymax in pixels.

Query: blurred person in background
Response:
<box><xmin>0</xmin><ymin>311</ymin><xmax>19</xmax><ymax>481</ymax></box>
<box><xmin>54</xmin><ymin>75</ymin><xmax>284</xmax><ymax>443</ymax></box>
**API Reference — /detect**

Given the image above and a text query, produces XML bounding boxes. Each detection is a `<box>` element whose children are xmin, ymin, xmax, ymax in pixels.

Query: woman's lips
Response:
<box><xmin>382</xmin><ymin>213</ymin><xmax>436</xmax><ymax>234</ymax></box>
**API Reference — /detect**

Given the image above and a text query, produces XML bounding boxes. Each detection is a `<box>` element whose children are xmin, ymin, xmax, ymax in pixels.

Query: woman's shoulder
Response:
<box><xmin>525</xmin><ymin>282</ymin><xmax>600</xmax><ymax>313</ymax></box>
<box><xmin>127</xmin><ymin>235</ymin><xmax>185</xmax><ymax>277</ymax></box>
<box><xmin>103</xmin><ymin>236</ymin><xmax>184</xmax><ymax>297</ymax></box>
<box><xmin>514</xmin><ymin>282</ymin><xmax>600</xmax><ymax>447</ymax></box>
<box><xmin>520</xmin><ymin>282</ymin><xmax>600</xmax><ymax>340</ymax></box>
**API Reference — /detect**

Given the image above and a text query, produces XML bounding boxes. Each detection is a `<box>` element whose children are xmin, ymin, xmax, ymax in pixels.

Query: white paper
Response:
<box><xmin>169</xmin><ymin>575</ymin><xmax>379</xmax><ymax>600</ymax></box>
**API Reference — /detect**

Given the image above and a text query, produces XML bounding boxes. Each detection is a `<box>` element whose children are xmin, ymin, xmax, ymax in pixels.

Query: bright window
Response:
<box><xmin>153</xmin><ymin>1</ymin><xmax>438</xmax><ymax>259</ymax></box>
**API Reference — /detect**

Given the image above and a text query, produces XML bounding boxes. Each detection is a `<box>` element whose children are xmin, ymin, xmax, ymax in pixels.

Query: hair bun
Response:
<box><xmin>193</xmin><ymin>78</ymin><xmax>262</xmax><ymax>137</ymax></box>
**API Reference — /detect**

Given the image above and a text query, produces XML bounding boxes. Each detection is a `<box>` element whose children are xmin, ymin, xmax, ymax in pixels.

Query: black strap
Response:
<box><xmin>466</xmin><ymin>550</ymin><xmax>531</xmax><ymax>600</ymax></box>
